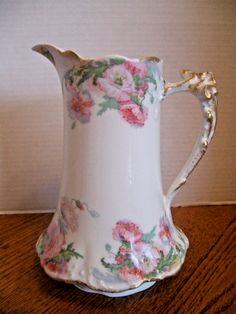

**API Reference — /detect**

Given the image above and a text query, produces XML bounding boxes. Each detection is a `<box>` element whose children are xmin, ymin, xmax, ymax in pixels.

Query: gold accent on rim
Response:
<box><xmin>144</xmin><ymin>56</ymin><xmax>161</xmax><ymax>62</ymax></box>
<box><xmin>32</xmin><ymin>44</ymin><xmax>162</xmax><ymax>64</ymax></box>
<box><xmin>62</xmin><ymin>50</ymin><xmax>81</xmax><ymax>60</ymax></box>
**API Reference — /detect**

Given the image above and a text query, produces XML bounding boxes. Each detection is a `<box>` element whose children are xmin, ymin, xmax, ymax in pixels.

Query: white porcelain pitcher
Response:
<box><xmin>33</xmin><ymin>44</ymin><xmax>217</xmax><ymax>297</ymax></box>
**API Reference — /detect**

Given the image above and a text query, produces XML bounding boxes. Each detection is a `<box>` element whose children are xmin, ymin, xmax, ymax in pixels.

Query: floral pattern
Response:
<box><xmin>37</xmin><ymin>196</ymin><xmax>99</xmax><ymax>274</ymax></box>
<box><xmin>67</xmin><ymin>90</ymin><xmax>94</xmax><ymax>124</ymax></box>
<box><xmin>101</xmin><ymin>217</ymin><xmax>183</xmax><ymax>282</ymax></box>
<box><xmin>64</xmin><ymin>57</ymin><xmax>157</xmax><ymax>128</ymax></box>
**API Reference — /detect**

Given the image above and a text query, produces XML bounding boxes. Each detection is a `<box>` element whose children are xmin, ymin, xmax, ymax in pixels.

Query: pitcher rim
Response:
<box><xmin>32</xmin><ymin>43</ymin><xmax>163</xmax><ymax>64</ymax></box>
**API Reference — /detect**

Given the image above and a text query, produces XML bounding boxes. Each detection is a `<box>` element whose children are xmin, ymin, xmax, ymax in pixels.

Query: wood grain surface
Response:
<box><xmin>0</xmin><ymin>205</ymin><xmax>235</xmax><ymax>313</ymax></box>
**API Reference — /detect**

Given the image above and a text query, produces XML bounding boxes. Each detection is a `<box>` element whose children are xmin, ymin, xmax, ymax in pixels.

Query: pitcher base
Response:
<box><xmin>74</xmin><ymin>281</ymin><xmax>156</xmax><ymax>297</ymax></box>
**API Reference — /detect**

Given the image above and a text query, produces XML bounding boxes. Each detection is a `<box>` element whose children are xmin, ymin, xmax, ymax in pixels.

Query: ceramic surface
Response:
<box><xmin>33</xmin><ymin>44</ymin><xmax>217</xmax><ymax>296</ymax></box>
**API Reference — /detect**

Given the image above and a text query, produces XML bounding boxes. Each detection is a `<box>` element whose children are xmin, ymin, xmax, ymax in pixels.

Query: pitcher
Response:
<box><xmin>33</xmin><ymin>44</ymin><xmax>217</xmax><ymax>297</ymax></box>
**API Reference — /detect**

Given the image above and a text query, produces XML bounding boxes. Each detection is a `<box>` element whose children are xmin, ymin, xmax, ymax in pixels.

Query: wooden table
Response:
<box><xmin>0</xmin><ymin>205</ymin><xmax>235</xmax><ymax>313</ymax></box>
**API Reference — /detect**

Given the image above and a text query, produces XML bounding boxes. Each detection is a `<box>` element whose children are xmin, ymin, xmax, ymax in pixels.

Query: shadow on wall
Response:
<box><xmin>0</xmin><ymin>97</ymin><xmax>63</xmax><ymax>211</ymax></box>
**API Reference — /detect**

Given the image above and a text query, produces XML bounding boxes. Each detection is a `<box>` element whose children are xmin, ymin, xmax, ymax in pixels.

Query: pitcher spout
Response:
<box><xmin>32</xmin><ymin>44</ymin><xmax>82</xmax><ymax>77</ymax></box>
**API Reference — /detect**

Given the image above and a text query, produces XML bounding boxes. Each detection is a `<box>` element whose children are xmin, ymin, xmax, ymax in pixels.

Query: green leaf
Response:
<box><xmin>124</xmin><ymin>258</ymin><xmax>134</xmax><ymax>269</ymax></box>
<box><xmin>157</xmin><ymin>247</ymin><xmax>179</xmax><ymax>273</ymax></box>
<box><xmin>88</xmin><ymin>209</ymin><xmax>100</xmax><ymax>218</ymax></box>
<box><xmin>109</xmin><ymin>58</ymin><xmax>125</xmax><ymax>65</ymax></box>
<box><xmin>77</xmin><ymin>70</ymin><xmax>93</xmax><ymax>87</ymax></box>
<box><xmin>64</xmin><ymin>70</ymin><xmax>72</xmax><ymax>83</ymax></box>
<box><xmin>101</xmin><ymin>257</ymin><xmax>109</xmax><ymax>268</ymax></box>
<box><xmin>177</xmin><ymin>247</ymin><xmax>185</xmax><ymax>260</ymax></box>
<box><xmin>121</xmin><ymin>240</ymin><xmax>131</xmax><ymax>249</ymax></box>
<box><xmin>130</xmin><ymin>94</ymin><xmax>142</xmax><ymax>105</ymax></box>
<box><xmin>97</xmin><ymin>106</ymin><xmax>107</xmax><ymax>116</ymax></box>
<box><xmin>97</xmin><ymin>97</ymin><xmax>119</xmax><ymax>116</ymax></box>
<box><xmin>166</xmin><ymin>246</ymin><xmax>174</xmax><ymax>260</ymax></box>
<box><xmin>101</xmin><ymin>258</ymin><xmax>123</xmax><ymax>272</ymax></box>
<box><xmin>93</xmin><ymin>73</ymin><xmax>103</xmax><ymax>85</ymax></box>
<box><xmin>75</xmin><ymin>63</ymin><xmax>109</xmax><ymax>86</ymax></box>
<box><xmin>150</xmin><ymin>93</ymin><xmax>154</xmax><ymax>104</ymax></box>
<box><xmin>146</xmin><ymin>271</ymin><xmax>158</xmax><ymax>280</ymax></box>
<box><xmin>64</xmin><ymin>255</ymin><xmax>71</xmax><ymax>262</ymax></box>
<box><xmin>145</xmin><ymin>75</ymin><xmax>157</xmax><ymax>86</ymax></box>
<box><xmin>105</xmin><ymin>243</ymin><xmax>112</xmax><ymax>253</ymax></box>
<box><xmin>74</xmin><ymin>251</ymin><xmax>84</xmax><ymax>259</ymax></box>
<box><xmin>36</xmin><ymin>231</ymin><xmax>49</xmax><ymax>255</ymax></box>
<box><xmin>103</xmin><ymin>94</ymin><xmax>111</xmax><ymax>100</ymax></box>
<box><xmin>141</xmin><ymin>226</ymin><xmax>156</xmax><ymax>243</ymax></box>
<box><xmin>75</xmin><ymin>67</ymin><xmax>85</xmax><ymax>76</ymax></box>
<box><xmin>67</xmin><ymin>243</ymin><xmax>73</xmax><ymax>251</ymax></box>
<box><xmin>95</xmin><ymin>60</ymin><xmax>108</xmax><ymax>67</ymax></box>
<box><xmin>133</xmin><ymin>74</ymin><xmax>143</xmax><ymax>86</ymax></box>
<box><xmin>47</xmin><ymin>242</ymin><xmax>84</xmax><ymax>264</ymax></box>
<box><xmin>50</xmin><ymin>255</ymin><xmax>63</xmax><ymax>264</ymax></box>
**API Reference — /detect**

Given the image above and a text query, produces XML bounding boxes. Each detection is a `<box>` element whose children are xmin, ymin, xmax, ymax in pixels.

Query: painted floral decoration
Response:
<box><xmin>64</xmin><ymin>58</ymin><xmax>157</xmax><ymax>128</ymax></box>
<box><xmin>101</xmin><ymin>217</ymin><xmax>184</xmax><ymax>282</ymax></box>
<box><xmin>37</xmin><ymin>196</ymin><xmax>99</xmax><ymax>274</ymax></box>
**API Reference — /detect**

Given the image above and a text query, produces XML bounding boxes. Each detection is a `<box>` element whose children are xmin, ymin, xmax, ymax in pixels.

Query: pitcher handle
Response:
<box><xmin>163</xmin><ymin>69</ymin><xmax>218</xmax><ymax>210</ymax></box>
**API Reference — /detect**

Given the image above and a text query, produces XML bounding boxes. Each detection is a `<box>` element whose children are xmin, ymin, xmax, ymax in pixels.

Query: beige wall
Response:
<box><xmin>0</xmin><ymin>0</ymin><xmax>235</xmax><ymax>212</ymax></box>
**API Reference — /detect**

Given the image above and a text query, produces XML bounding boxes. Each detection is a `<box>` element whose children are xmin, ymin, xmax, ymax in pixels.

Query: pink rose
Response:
<box><xmin>46</xmin><ymin>260</ymin><xmax>68</xmax><ymax>274</ymax></box>
<box><xmin>119</xmin><ymin>101</ymin><xmax>148</xmax><ymax>126</ymax></box>
<box><xmin>159</xmin><ymin>217</ymin><xmax>176</xmax><ymax>246</ymax></box>
<box><xmin>43</xmin><ymin>222</ymin><xmax>66</xmax><ymax>258</ymax></box>
<box><xmin>119</xmin><ymin>265</ymin><xmax>145</xmax><ymax>281</ymax></box>
<box><xmin>112</xmin><ymin>220</ymin><xmax>143</xmax><ymax>243</ymax></box>
<box><xmin>124</xmin><ymin>61</ymin><xmax>148</xmax><ymax>78</ymax></box>
<box><xmin>130</xmin><ymin>241</ymin><xmax>160</xmax><ymax>274</ymax></box>
<box><xmin>68</xmin><ymin>91</ymin><xmax>93</xmax><ymax>123</ymax></box>
<box><xmin>97</xmin><ymin>64</ymin><xmax>135</xmax><ymax>102</ymax></box>
<box><xmin>136</xmin><ymin>80</ymin><xmax>148</xmax><ymax>98</ymax></box>
<box><xmin>115</xmin><ymin>246</ymin><xmax>129</xmax><ymax>264</ymax></box>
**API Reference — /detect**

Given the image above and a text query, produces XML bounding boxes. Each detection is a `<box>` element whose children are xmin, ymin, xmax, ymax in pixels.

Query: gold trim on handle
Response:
<box><xmin>164</xmin><ymin>69</ymin><xmax>218</xmax><ymax>208</ymax></box>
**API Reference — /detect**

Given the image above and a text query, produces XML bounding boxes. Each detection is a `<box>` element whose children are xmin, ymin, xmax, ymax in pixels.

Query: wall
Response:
<box><xmin>0</xmin><ymin>0</ymin><xmax>235</xmax><ymax>212</ymax></box>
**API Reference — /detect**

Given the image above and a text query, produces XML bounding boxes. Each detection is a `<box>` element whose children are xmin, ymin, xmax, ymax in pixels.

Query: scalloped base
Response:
<box><xmin>74</xmin><ymin>281</ymin><xmax>156</xmax><ymax>297</ymax></box>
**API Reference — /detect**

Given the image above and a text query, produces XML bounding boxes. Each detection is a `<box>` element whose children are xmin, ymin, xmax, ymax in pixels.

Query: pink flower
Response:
<box><xmin>119</xmin><ymin>101</ymin><xmax>148</xmax><ymax>126</ymax></box>
<box><xmin>46</xmin><ymin>260</ymin><xmax>68</xmax><ymax>274</ymax></box>
<box><xmin>112</xmin><ymin>220</ymin><xmax>143</xmax><ymax>242</ymax></box>
<box><xmin>130</xmin><ymin>241</ymin><xmax>160</xmax><ymax>274</ymax></box>
<box><xmin>61</xmin><ymin>197</ymin><xmax>79</xmax><ymax>232</ymax></box>
<box><xmin>159</xmin><ymin>217</ymin><xmax>176</xmax><ymax>246</ymax></box>
<box><xmin>43</xmin><ymin>221</ymin><xmax>66</xmax><ymax>259</ymax></box>
<box><xmin>136</xmin><ymin>80</ymin><xmax>149</xmax><ymax>98</ymax></box>
<box><xmin>124</xmin><ymin>61</ymin><xmax>148</xmax><ymax>78</ymax></box>
<box><xmin>119</xmin><ymin>265</ymin><xmax>145</xmax><ymax>281</ymax></box>
<box><xmin>115</xmin><ymin>246</ymin><xmax>129</xmax><ymax>264</ymax></box>
<box><xmin>67</xmin><ymin>91</ymin><xmax>93</xmax><ymax>123</ymax></box>
<box><xmin>97</xmin><ymin>64</ymin><xmax>135</xmax><ymax>102</ymax></box>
